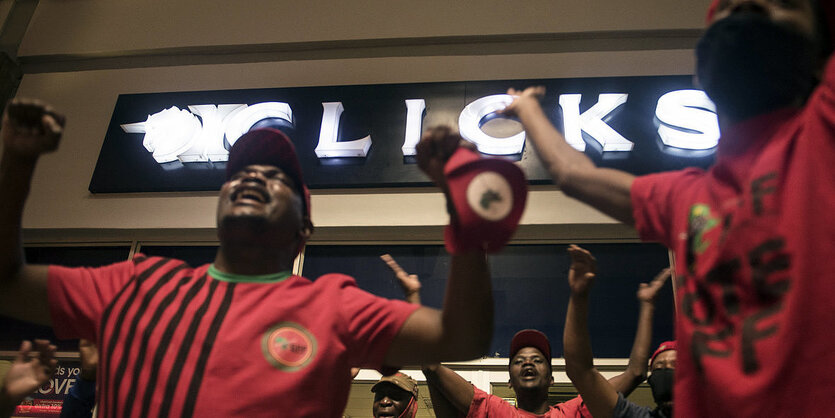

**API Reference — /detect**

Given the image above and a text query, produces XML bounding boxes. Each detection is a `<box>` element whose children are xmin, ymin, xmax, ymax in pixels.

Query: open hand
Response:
<box><xmin>501</xmin><ymin>86</ymin><xmax>546</xmax><ymax>118</ymax></box>
<box><xmin>380</xmin><ymin>254</ymin><xmax>421</xmax><ymax>296</ymax></box>
<box><xmin>637</xmin><ymin>268</ymin><xmax>671</xmax><ymax>304</ymax></box>
<box><xmin>567</xmin><ymin>244</ymin><xmax>597</xmax><ymax>296</ymax></box>
<box><xmin>1</xmin><ymin>340</ymin><xmax>58</xmax><ymax>403</ymax></box>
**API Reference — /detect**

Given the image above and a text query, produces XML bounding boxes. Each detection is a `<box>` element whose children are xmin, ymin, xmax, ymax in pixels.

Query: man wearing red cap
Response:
<box><xmin>500</xmin><ymin>2</ymin><xmax>835</xmax><ymax>416</ymax></box>
<box><xmin>0</xmin><ymin>101</ymin><xmax>496</xmax><ymax>417</ymax></box>
<box><xmin>563</xmin><ymin>245</ymin><xmax>675</xmax><ymax>418</ymax></box>
<box><xmin>421</xmin><ymin>261</ymin><xmax>670</xmax><ymax>417</ymax></box>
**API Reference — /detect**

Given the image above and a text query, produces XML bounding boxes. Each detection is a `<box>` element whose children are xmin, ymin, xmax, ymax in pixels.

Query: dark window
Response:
<box><xmin>0</xmin><ymin>246</ymin><xmax>131</xmax><ymax>351</ymax></box>
<box><xmin>301</xmin><ymin>243</ymin><xmax>674</xmax><ymax>359</ymax></box>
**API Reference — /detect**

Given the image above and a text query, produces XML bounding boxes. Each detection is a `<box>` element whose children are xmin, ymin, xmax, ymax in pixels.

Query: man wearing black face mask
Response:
<box><xmin>488</xmin><ymin>0</ymin><xmax>835</xmax><ymax>416</ymax></box>
<box><xmin>645</xmin><ymin>342</ymin><xmax>675</xmax><ymax>417</ymax></box>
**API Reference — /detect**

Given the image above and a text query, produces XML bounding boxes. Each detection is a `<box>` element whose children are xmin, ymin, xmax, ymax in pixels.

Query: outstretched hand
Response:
<box><xmin>380</xmin><ymin>254</ymin><xmax>421</xmax><ymax>297</ymax></box>
<box><xmin>501</xmin><ymin>86</ymin><xmax>546</xmax><ymax>118</ymax></box>
<box><xmin>1</xmin><ymin>99</ymin><xmax>65</xmax><ymax>159</ymax></box>
<box><xmin>567</xmin><ymin>244</ymin><xmax>597</xmax><ymax>296</ymax></box>
<box><xmin>637</xmin><ymin>268</ymin><xmax>671</xmax><ymax>304</ymax></box>
<box><xmin>1</xmin><ymin>340</ymin><xmax>58</xmax><ymax>403</ymax></box>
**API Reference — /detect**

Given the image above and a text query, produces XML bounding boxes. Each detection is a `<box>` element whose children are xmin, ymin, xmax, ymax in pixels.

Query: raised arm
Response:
<box><xmin>384</xmin><ymin>127</ymin><xmax>492</xmax><ymax>366</ymax></box>
<box><xmin>607</xmin><ymin>268</ymin><xmax>671</xmax><ymax>396</ymax></box>
<box><xmin>504</xmin><ymin>87</ymin><xmax>636</xmax><ymax>225</ymax></box>
<box><xmin>421</xmin><ymin>364</ymin><xmax>474</xmax><ymax>415</ymax></box>
<box><xmin>562</xmin><ymin>245</ymin><xmax>619</xmax><ymax>418</ymax></box>
<box><xmin>0</xmin><ymin>99</ymin><xmax>66</xmax><ymax>326</ymax></box>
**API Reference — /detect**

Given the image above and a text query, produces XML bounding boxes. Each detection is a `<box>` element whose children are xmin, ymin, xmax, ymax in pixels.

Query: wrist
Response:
<box><xmin>571</xmin><ymin>291</ymin><xmax>591</xmax><ymax>300</ymax></box>
<box><xmin>0</xmin><ymin>385</ymin><xmax>21</xmax><ymax>409</ymax></box>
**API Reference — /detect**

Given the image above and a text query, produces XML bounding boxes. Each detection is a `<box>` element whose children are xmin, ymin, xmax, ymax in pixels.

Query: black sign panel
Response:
<box><xmin>90</xmin><ymin>76</ymin><xmax>715</xmax><ymax>193</ymax></box>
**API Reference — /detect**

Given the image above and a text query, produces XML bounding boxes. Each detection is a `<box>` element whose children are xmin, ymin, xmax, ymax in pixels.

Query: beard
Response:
<box><xmin>217</xmin><ymin>212</ymin><xmax>275</xmax><ymax>243</ymax></box>
<box><xmin>696</xmin><ymin>12</ymin><xmax>818</xmax><ymax>122</ymax></box>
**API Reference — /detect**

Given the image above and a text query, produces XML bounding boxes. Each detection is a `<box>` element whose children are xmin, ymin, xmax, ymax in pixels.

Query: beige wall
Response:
<box><xmin>12</xmin><ymin>0</ymin><xmax>708</xmax><ymax>242</ymax></box>
<box><xmin>20</xmin><ymin>0</ymin><xmax>708</xmax><ymax>55</ymax></box>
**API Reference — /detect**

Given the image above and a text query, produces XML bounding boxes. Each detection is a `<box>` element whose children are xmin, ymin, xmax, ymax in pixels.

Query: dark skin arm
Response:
<box><xmin>421</xmin><ymin>364</ymin><xmax>474</xmax><ymax>415</ymax></box>
<box><xmin>563</xmin><ymin>245</ymin><xmax>618</xmax><ymax>418</ymax></box>
<box><xmin>0</xmin><ymin>99</ymin><xmax>66</xmax><ymax>326</ymax></box>
<box><xmin>607</xmin><ymin>268</ymin><xmax>671</xmax><ymax>396</ymax></box>
<box><xmin>502</xmin><ymin>87</ymin><xmax>636</xmax><ymax>225</ymax></box>
<box><xmin>384</xmin><ymin>126</ymin><xmax>492</xmax><ymax>366</ymax></box>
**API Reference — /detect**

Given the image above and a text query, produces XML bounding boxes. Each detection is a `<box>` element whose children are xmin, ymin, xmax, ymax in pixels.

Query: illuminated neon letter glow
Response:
<box><xmin>559</xmin><ymin>93</ymin><xmax>633</xmax><ymax>152</ymax></box>
<box><xmin>401</xmin><ymin>99</ymin><xmax>426</xmax><ymax>156</ymax></box>
<box><xmin>315</xmin><ymin>102</ymin><xmax>372</xmax><ymax>158</ymax></box>
<box><xmin>655</xmin><ymin>90</ymin><xmax>719</xmax><ymax>150</ymax></box>
<box><xmin>458</xmin><ymin>94</ymin><xmax>526</xmax><ymax>155</ymax></box>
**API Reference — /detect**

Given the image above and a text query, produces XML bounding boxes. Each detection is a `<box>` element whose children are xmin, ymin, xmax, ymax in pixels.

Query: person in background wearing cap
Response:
<box><xmin>0</xmin><ymin>101</ymin><xmax>499</xmax><ymax>417</ymax></box>
<box><xmin>371</xmin><ymin>373</ymin><xmax>420</xmax><ymax>418</ymax></box>
<box><xmin>564</xmin><ymin>245</ymin><xmax>675</xmax><ymax>418</ymax></box>
<box><xmin>421</xmin><ymin>255</ymin><xmax>670</xmax><ymax>417</ymax></box>
<box><xmin>491</xmin><ymin>0</ymin><xmax>835</xmax><ymax>416</ymax></box>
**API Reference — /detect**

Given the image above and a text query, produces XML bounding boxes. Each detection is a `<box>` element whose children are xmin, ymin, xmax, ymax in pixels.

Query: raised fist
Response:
<box><xmin>1</xmin><ymin>99</ymin><xmax>65</xmax><ymax>159</ymax></box>
<box><xmin>415</xmin><ymin>125</ymin><xmax>477</xmax><ymax>190</ymax></box>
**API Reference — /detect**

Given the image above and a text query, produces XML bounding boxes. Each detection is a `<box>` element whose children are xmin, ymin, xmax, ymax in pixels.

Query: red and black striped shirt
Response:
<box><xmin>48</xmin><ymin>254</ymin><xmax>418</xmax><ymax>417</ymax></box>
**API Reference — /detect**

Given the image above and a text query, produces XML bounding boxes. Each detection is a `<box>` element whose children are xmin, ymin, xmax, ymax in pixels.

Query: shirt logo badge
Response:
<box><xmin>688</xmin><ymin>204</ymin><xmax>718</xmax><ymax>255</ymax></box>
<box><xmin>261</xmin><ymin>322</ymin><xmax>317</xmax><ymax>372</ymax></box>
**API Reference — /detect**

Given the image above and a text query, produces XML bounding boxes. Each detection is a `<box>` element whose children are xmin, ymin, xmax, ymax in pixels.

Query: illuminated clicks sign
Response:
<box><xmin>90</xmin><ymin>75</ymin><xmax>717</xmax><ymax>193</ymax></box>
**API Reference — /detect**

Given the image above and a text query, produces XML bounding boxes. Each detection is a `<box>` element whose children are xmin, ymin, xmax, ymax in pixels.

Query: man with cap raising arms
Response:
<box><xmin>421</xmin><ymin>260</ymin><xmax>669</xmax><ymax>417</ymax></box>
<box><xmin>0</xmin><ymin>101</ymin><xmax>497</xmax><ymax>417</ymax></box>
<box><xmin>495</xmin><ymin>0</ymin><xmax>835</xmax><ymax>416</ymax></box>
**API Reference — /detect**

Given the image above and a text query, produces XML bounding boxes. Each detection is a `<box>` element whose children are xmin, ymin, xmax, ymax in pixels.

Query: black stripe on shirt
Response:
<box><xmin>108</xmin><ymin>261</ymin><xmax>188</xmax><ymax>415</ymax></box>
<box><xmin>122</xmin><ymin>269</ymin><xmax>198</xmax><ymax>416</ymax></box>
<box><xmin>138</xmin><ymin>272</ymin><xmax>209</xmax><ymax>417</ymax></box>
<box><xmin>180</xmin><ymin>282</ymin><xmax>237</xmax><ymax>418</ymax></box>
<box><xmin>158</xmin><ymin>278</ymin><xmax>221</xmax><ymax>417</ymax></box>
<box><xmin>99</xmin><ymin>257</ymin><xmax>169</xmax><ymax>417</ymax></box>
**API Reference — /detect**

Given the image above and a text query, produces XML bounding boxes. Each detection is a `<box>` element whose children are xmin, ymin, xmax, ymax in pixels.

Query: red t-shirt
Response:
<box><xmin>466</xmin><ymin>387</ymin><xmax>590</xmax><ymax>418</ymax></box>
<box><xmin>631</xmin><ymin>56</ymin><xmax>835</xmax><ymax>417</ymax></box>
<box><xmin>47</xmin><ymin>254</ymin><xmax>419</xmax><ymax>417</ymax></box>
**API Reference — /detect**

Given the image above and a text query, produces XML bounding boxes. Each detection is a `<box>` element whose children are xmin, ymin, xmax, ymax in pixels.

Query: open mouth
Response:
<box><xmin>521</xmin><ymin>368</ymin><xmax>537</xmax><ymax>378</ymax></box>
<box><xmin>232</xmin><ymin>186</ymin><xmax>269</xmax><ymax>204</ymax></box>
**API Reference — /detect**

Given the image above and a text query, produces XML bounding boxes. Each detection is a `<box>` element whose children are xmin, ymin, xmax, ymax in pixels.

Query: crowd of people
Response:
<box><xmin>1</xmin><ymin>0</ymin><xmax>834</xmax><ymax>416</ymax></box>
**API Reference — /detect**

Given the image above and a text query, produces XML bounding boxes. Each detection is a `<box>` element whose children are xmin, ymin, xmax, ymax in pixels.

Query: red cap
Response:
<box><xmin>706</xmin><ymin>0</ymin><xmax>720</xmax><ymax>23</ymax></box>
<box><xmin>510</xmin><ymin>329</ymin><xmax>551</xmax><ymax>363</ymax></box>
<box><xmin>226</xmin><ymin>128</ymin><xmax>311</xmax><ymax>221</ymax></box>
<box><xmin>650</xmin><ymin>341</ymin><xmax>677</xmax><ymax>366</ymax></box>
<box><xmin>443</xmin><ymin>147</ymin><xmax>527</xmax><ymax>254</ymax></box>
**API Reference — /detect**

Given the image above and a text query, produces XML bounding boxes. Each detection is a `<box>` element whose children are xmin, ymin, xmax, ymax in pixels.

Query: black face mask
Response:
<box><xmin>696</xmin><ymin>12</ymin><xmax>818</xmax><ymax>122</ymax></box>
<box><xmin>647</xmin><ymin>368</ymin><xmax>674</xmax><ymax>406</ymax></box>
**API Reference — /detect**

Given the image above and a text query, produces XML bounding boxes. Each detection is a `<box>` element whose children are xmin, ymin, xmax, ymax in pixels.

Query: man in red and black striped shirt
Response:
<box><xmin>0</xmin><ymin>102</ymin><xmax>495</xmax><ymax>417</ymax></box>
